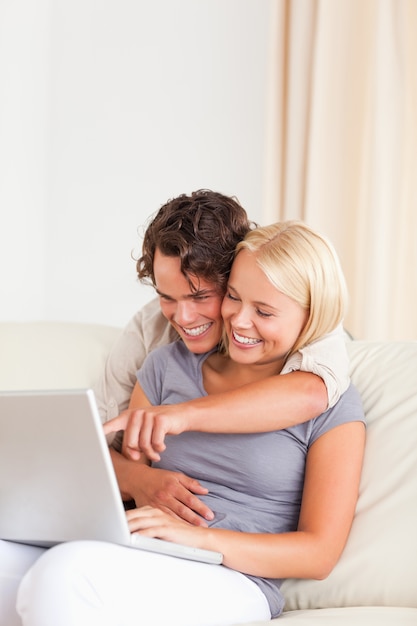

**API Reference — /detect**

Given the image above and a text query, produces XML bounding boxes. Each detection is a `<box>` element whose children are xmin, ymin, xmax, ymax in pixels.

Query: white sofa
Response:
<box><xmin>1</xmin><ymin>321</ymin><xmax>417</xmax><ymax>626</ymax></box>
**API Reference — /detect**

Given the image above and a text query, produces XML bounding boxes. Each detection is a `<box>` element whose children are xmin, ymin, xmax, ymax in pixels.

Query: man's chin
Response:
<box><xmin>180</xmin><ymin>332</ymin><xmax>220</xmax><ymax>354</ymax></box>
<box><xmin>183</xmin><ymin>340</ymin><xmax>215</xmax><ymax>354</ymax></box>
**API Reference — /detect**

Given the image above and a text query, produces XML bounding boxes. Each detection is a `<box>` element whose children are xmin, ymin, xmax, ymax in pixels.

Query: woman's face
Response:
<box><xmin>153</xmin><ymin>248</ymin><xmax>224</xmax><ymax>354</ymax></box>
<box><xmin>221</xmin><ymin>249</ymin><xmax>308</xmax><ymax>372</ymax></box>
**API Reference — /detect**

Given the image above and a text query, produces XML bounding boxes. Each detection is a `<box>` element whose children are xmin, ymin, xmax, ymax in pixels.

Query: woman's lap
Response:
<box><xmin>17</xmin><ymin>539</ymin><xmax>271</xmax><ymax>626</ymax></box>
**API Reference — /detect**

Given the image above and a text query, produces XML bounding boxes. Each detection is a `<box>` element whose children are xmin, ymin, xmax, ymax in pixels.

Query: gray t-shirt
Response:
<box><xmin>137</xmin><ymin>341</ymin><xmax>365</xmax><ymax>618</ymax></box>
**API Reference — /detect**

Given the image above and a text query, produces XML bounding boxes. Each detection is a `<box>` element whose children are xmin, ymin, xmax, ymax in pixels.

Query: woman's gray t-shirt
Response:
<box><xmin>137</xmin><ymin>341</ymin><xmax>365</xmax><ymax>618</ymax></box>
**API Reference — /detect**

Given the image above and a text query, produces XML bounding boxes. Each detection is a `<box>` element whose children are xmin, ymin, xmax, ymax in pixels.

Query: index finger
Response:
<box><xmin>103</xmin><ymin>414</ymin><xmax>128</xmax><ymax>435</ymax></box>
<box><xmin>122</xmin><ymin>413</ymin><xmax>161</xmax><ymax>462</ymax></box>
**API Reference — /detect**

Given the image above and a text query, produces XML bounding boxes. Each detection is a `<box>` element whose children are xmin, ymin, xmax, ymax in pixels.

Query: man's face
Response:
<box><xmin>153</xmin><ymin>248</ymin><xmax>224</xmax><ymax>354</ymax></box>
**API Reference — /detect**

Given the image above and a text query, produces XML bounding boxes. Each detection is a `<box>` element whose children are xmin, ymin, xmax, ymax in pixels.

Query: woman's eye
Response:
<box><xmin>226</xmin><ymin>292</ymin><xmax>239</xmax><ymax>302</ymax></box>
<box><xmin>256</xmin><ymin>309</ymin><xmax>272</xmax><ymax>318</ymax></box>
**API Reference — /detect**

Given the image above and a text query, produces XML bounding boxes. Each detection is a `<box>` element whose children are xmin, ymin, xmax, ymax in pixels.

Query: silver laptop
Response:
<box><xmin>0</xmin><ymin>389</ymin><xmax>222</xmax><ymax>565</ymax></box>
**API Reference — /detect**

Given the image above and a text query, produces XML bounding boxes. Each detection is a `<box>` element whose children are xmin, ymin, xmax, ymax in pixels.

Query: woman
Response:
<box><xmin>17</xmin><ymin>221</ymin><xmax>365</xmax><ymax>625</ymax></box>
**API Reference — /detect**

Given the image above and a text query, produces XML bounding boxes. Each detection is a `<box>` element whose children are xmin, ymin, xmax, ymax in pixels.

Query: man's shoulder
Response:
<box><xmin>124</xmin><ymin>297</ymin><xmax>178</xmax><ymax>349</ymax></box>
<box><xmin>126</xmin><ymin>297</ymin><xmax>166</xmax><ymax>329</ymax></box>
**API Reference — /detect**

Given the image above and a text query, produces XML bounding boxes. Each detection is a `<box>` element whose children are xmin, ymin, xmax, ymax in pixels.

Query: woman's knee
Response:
<box><xmin>17</xmin><ymin>541</ymin><xmax>171</xmax><ymax>619</ymax></box>
<box><xmin>17</xmin><ymin>541</ymin><xmax>113</xmax><ymax>625</ymax></box>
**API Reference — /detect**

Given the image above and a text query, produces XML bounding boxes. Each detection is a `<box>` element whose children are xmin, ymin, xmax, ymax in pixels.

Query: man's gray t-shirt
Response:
<box><xmin>137</xmin><ymin>341</ymin><xmax>365</xmax><ymax>618</ymax></box>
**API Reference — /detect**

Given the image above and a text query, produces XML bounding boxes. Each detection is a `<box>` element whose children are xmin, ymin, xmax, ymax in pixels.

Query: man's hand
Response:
<box><xmin>109</xmin><ymin>448</ymin><xmax>214</xmax><ymax>526</ymax></box>
<box><xmin>104</xmin><ymin>404</ymin><xmax>189</xmax><ymax>462</ymax></box>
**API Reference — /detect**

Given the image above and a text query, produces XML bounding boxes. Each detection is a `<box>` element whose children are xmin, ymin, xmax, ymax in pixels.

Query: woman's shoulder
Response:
<box><xmin>334</xmin><ymin>383</ymin><xmax>364</xmax><ymax>412</ymax></box>
<box><xmin>323</xmin><ymin>382</ymin><xmax>365</xmax><ymax>420</ymax></box>
<box><xmin>305</xmin><ymin>383</ymin><xmax>365</xmax><ymax>445</ymax></box>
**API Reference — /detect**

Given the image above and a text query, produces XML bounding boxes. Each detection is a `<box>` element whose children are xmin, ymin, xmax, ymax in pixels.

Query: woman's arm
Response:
<box><xmin>105</xmin><ymin>371</ymin><xmax>327</xmax><ymax>461</ymax></box>
<box><xmin>126</xmin><ymin>420</ymin><xmax>366</xmax><ymax>579</ymax></box>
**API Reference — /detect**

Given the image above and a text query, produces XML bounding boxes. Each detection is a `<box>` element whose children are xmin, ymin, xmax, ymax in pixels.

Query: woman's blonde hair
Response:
<box><xmin>235</xmin><ymin>220</ymin><xmax>348</xmax><ymax>356</ymax></box>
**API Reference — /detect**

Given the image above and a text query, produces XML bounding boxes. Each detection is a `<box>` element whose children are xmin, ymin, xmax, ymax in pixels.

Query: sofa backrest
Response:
<box><xmin>0</xmin><ymin>321</ymin><xmax>121</xmax><ymax>391</ymax></box>
<box><xmin>282</xmin><ymin>339</ymin><xmax>417</xmax><ymax>611</ymax></box>
<box><xmin>1</xmin><ymin>323</ymin><xmax>416</xmax><ymax>611</ymax></box>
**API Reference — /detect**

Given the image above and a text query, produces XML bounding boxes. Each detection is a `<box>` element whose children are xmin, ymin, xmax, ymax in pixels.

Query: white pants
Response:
<box><xmin>16</xmin><ymin>540</ymin><xmax>271</xmax><ymax>626</ymax></box>
<box><xmin>0</xmin><ymin>540</ymin><xmax>46</xmax><ymax>626</ymax></box>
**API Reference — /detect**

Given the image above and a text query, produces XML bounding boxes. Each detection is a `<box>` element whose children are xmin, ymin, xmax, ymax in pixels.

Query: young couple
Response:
<box><xmin>15</xmin><ymin>190</ymin><xmax>365</xmax><ymax>625</ymax></box>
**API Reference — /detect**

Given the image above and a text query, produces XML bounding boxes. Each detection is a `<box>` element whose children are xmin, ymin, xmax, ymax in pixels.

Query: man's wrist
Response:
<box><xmin>176</xmin><ymin>400</ymin><xmax>202</xmax><ymax>432</ymax></box>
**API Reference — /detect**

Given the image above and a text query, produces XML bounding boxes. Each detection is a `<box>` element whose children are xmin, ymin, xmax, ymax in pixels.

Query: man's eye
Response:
<box><xmin>193</xmin><ymin>295</ymin><xmax>209</xmax><ymax>301</ymax></box>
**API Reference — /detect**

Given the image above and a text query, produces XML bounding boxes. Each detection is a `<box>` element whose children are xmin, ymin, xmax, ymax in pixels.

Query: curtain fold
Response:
<box><xmin>264</xmin><ymin>0</ymin><xmax>417</xmax><ymax>340</ymax></box>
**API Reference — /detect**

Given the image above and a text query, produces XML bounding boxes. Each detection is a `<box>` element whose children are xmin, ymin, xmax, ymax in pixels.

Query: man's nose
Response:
<box><xmin>174</xmin><ymin>300</ymin><xmax>197</xmax><ymax>325</ymax></box>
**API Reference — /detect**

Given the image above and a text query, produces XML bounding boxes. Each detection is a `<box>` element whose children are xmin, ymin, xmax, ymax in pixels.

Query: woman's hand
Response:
<box><xmin>126</xmin><ymin>505</ymin><xmax>205</xmax><ymax>548</ymax></box>
<box><xmin>109</xmin><ymin>448</ymin><xmax>214</xmax><ymax>526</ymax></box>
<box><xmin>128</xmin><ymin>465</ymin><xmax>214</xmax><ymax>526</ymax></box>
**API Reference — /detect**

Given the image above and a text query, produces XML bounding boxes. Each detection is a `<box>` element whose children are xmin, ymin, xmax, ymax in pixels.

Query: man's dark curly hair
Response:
<box><xmin>137</xmin><ymin>189</ymin><xmax>256</xmax><ymax>294</ymax></box>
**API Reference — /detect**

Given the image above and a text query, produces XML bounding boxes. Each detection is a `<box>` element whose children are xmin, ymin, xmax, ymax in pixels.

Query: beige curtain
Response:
<box><xmin>263</xmin><ymin>0</ymin><xmax>417</xmax><ymax>340</ymax></box>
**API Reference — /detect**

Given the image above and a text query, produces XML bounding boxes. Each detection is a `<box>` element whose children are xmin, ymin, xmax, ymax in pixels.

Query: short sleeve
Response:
<box><xmin>309</xmin><ymin>383</ymin><xmax>365</xmax><ymax>446</ymax></box>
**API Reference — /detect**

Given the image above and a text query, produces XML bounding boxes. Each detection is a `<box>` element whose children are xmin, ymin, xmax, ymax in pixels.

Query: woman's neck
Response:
<box><xmin>202</xmin><ymin>352</ymin><xmax>284</xmax><ymax>395</ymax></box>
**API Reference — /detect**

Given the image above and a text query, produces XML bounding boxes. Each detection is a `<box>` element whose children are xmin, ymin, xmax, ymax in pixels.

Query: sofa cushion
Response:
<box><xmin>0</xmin><ymin>321</ymin><xmax>121</xmax><ymax>391</ymax></box>
<box><xmin>281</xmin><ymin>340</ymin><xmax>417</xmax><ymax>612</ymax></box>
<box><xmin>243</xmin><ymin>606</ymin><xmax>417</xmax><ymax>625</ymax></box>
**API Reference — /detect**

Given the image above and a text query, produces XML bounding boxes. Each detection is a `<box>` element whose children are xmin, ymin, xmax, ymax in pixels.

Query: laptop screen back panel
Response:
<box><xmin>0</xmin><ymin>389</ymin><xmax>131</xmax><ymax>547</ymax></box>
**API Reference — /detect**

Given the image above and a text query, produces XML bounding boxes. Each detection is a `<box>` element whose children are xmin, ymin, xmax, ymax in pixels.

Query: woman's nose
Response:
<box><xmin>231</xmin><ymin>306</ymin><xmax>252</xmax><ymax>329</ymax></box>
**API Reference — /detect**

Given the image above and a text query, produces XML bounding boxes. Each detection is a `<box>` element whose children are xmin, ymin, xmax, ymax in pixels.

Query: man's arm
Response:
<box><xmin>107</xmin><ymin>370</ymin><xmax>327</xmax><ymax>461</ymax></box>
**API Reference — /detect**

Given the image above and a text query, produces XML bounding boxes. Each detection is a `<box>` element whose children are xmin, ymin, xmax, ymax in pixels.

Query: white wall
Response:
<box><xmin>0</xmin><ymin>0</ymin><xmax>273</xmax><ymax>327</ymax></box>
